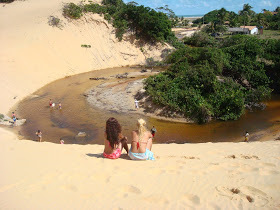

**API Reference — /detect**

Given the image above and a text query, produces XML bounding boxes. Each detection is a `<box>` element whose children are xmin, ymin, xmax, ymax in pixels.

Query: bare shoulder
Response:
<box><xmin>146</xmin><ymin>131</ymin><xmax>153</xmax><ymax>137</ymax></box>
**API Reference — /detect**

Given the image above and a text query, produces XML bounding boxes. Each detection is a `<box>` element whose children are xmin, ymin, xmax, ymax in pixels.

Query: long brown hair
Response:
<box><xmin>106</xmin><ymin>117</ymin><xmax>121</xmax><ymax>148</ymax></box>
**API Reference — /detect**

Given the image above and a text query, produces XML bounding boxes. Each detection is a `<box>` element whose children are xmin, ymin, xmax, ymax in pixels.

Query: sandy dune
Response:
<box><xmin>0</xmin><ymin>0</ymin><xmax>280</xmax><ymax>209</ymax></box>
<box><xmin>0</xmin><ymin>0</ymin><xmax>171</xmax><ymax>114</ymax></box>
<box><xmin>1</xmin><ymin>131</ymin><xmax>280</xmax><ymax>209</ymax></box>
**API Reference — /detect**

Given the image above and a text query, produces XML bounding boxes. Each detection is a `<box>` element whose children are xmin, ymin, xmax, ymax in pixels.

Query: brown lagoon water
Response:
<box><xmin>16</xmin><ymin>67</ymin><xmax>280</xmax><ymax>144</ymax></box>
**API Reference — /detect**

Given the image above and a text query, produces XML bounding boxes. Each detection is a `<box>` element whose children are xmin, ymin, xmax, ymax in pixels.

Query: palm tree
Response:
<box><xmin>239</xmin><ymin>4</ymin><xmax>254</xmax><ymax>25</ymax></box>
<box><xmin>256</xmin><ymin>13</ymin><xmax>268</xmax><ymax>27</ymax></box>
<box><xmin>217</xmin><ymin>7</ymin><xmax>227</xmax><ymax>25</ymax></box>
<box><xmin>239</xmin><ymin>4</ymin><xmax>253</xmax><ymax>15</ymax></box>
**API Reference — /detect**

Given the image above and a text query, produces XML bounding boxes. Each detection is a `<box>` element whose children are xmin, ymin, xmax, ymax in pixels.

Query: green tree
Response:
<box><xmin>217</xmin><ymin>8</ymin><xmax>227</xmax><ymax>25</ymax></box>
<box><xmin>238</xmin><ymin>4</ymin><xmax>255</xmax><ymax>25</ymax></box>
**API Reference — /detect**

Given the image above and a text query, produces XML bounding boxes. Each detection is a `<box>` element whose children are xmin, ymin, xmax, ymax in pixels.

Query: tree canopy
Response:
<box><xmin>145</xmin><ymin>34</ymin><xmax>280</xmax><ymax>123</ymax></box>
<box><xmin>193</xmin><ymin>4</ymin><xmax>280</xmax><ymax>30</ymax></box>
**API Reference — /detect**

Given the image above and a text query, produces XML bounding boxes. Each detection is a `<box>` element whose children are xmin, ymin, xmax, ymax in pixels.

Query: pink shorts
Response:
<box><xmin>103</xmin><ymin>148</ymin><xmax>121</xmax><ymax>159</ymax></box>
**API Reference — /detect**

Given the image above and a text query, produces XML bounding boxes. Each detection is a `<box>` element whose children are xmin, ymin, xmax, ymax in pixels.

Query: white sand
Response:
<box><xmin>0</xmin><ymin>0</ymin><xmax>280</xmax><ymax>209</ymax></box>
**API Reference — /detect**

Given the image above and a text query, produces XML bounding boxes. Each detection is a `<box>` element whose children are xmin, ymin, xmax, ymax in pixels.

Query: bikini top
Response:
<box><xmin>131</xmin><ymin>139</ymin><xmax>148</xmax><ymax>149</ymax></box>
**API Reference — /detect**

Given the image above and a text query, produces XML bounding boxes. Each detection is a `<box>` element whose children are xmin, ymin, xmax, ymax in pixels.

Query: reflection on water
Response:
<box><xmin>16</xmin><ymin>67</ymin><xmax>280</xmax><ymax>144</ymax></box>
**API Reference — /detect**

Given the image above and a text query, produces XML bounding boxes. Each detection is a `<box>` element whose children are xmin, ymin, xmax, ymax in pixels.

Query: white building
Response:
<box><xmin>240</xmin><ymin>26</ymin><xmax>258</xmax><ymax>35</ymax></box>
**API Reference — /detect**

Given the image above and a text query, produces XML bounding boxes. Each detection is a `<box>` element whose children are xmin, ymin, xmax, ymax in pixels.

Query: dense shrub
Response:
<box><xmin>62</xmin><ymin>1</ymin><xmax>174</xmax><ymax>44</ymax></box>
<box><xmin>63</xmin><ymin>3</ymin><xmax>83</xmax><ymax>19</ymax></box>
<box><xmin>0</xmin><ymin>0</ymin><xmax>14</xmax><ymax>3</ymax></box>
<box><xmin>183</xmin><ymin>32</ymin><xmax>218</xmax><ymax>47</ymax></box>
<box><xmin>261</xmin><ymin>39</ymin><xmax>280</xmax><ymax>93</ymax></box>
<box><xmin>145</xmin><ymin>34</ymin><xmax>277</xmax><ymax>123</ymax></box>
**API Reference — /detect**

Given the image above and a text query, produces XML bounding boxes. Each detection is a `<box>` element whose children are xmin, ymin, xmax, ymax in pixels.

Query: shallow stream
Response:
<box><xmin>16</xmin><ymin>66</ymin><xmax>280</xmax><ymax>144</ymax></box>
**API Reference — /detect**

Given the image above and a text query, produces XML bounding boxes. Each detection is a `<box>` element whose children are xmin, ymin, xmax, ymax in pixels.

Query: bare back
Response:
<box><xmin>131</xmin><ymin>130</ymin><xmax>153</xmax><ymax>153</ymax></box>
<box><xmin>103</xmin><ymin>133</ymin><xmax>122</xmax><ymax>154</ymax></box>
<box><xmin>103</xmin><ymin>133</ymin><xmax>129</xmax><ymax>154</ymax></box>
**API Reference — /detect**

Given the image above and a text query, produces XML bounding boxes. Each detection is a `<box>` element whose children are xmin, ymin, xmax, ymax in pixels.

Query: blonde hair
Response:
<box><xmin>137</xmin><ymin>118</ymin><xmax>147</xmax><ymax>144</ymax></box>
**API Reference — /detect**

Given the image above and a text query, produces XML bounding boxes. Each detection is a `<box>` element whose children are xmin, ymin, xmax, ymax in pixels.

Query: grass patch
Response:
<box><xmin>0</xmin><ymin>0</ymin><xmax>15</xmax><ymax>3</ymax></box>
<box><xmin>81</xmin><ymin>44</ymin><xmax>91</xmax><ymax>48</ymax></box>
<box><xmin>259</xmin><ymin>30</ymin><xmax>280</xmax><ymax>40</ymax></box>
<box><xmin>48</xmin><ymin>16</ymin><xmax>63</xmax><ymax>29</ymax></box>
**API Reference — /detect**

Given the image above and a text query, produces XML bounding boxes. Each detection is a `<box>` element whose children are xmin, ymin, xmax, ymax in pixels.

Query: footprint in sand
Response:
<box><xmin>241</xmin><ymin>155</ymin><xmax>260</xmax><ymax>160</ymax></box>
<box><xmin>261</xmin><ymin>162</ymin><xmax>276</xmax><ymax>167</ymax></box>
<box><xmin>117</xmin><ymin>185</ymin><xmax>142</xmax><ymax>198</ymax></box>
<box><xmin>182</xmin><ymin>156</ymin><xmax>200</xmax><ymax>160</ymax></box>
<box><xmin>215</xmin><ymin>186</ymin><xmax>270</xmax><ymax>207</ymax></box>
<box><xmin>181</xmin><ymin>193</ymin><xmax>200</xmax><ymax>205</ymax></box>
<box><xmin>121</xmin><ymin>185</ymin><xmax>142</xmax><ymax>194</ymax></box>
<box><xmin>259</xmin><ymin>169</ymin><xmax>279</xmax><ymax>176</ymax></box>
<box><xmin>89</xmin><ymin>173</ymin><xmax>111</xmax><ymax>183</ymax></box>
<box><xmin>239</xmin><ymin>164</ymin><xmax>259</xmax><ymax>173</ymax></box>
<box><xmin>149</xmin><ymin>168</ymin><xmax>166</xmax><ymax>175</ymax></box>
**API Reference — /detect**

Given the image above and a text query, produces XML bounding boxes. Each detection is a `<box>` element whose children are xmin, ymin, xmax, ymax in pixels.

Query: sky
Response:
<box><xmin>123</xmin><ymin>0</ymin><xmax>279</xmax><ymax>15</ymax></box>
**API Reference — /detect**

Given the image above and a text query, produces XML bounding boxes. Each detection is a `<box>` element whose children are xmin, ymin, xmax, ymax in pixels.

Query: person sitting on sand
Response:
<box><xmin>128</xmin><ymin>119</ymin><xmax>155</xmax><ymax>160</ymax></box>
<box><xmin>103</xmin><ymin>117</ymin><xmax>129</xmax><ymax>159</ymax></box>
<box><xmin>49</xmin><ymin>99</ymin><xmax>52</xmax><ymax>107</ymax></box>
<box><xmin>36</xmin><ymin>130</ymin><xmax>42</xmax><ymax>142</ymax></box>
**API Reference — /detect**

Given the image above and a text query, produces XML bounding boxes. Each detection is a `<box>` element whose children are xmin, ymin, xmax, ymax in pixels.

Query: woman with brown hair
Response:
<box><xmin>103</xmin><ymin>117</ymin><xmax>128</xmax><ymax>159</ymax></box>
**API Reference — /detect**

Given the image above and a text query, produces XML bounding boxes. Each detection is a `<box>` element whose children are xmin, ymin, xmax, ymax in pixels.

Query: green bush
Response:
<box><xmin>0</xmin><ymin>114</ymin><xmax>4</xmax><ymax>120</ymax></box>
<box><xmin>48</xmin><ymin>16</ymin><xmax>62</xmax><ymax>28</ymax></box>
<box><xmin>62</xmin><ymin>1</ymin><xmax>174</xmax><ymax>44</ymax></box>
<box><xmin>144</xmin><ymin>34</ymin><xmax>277</xmax><ymax>123</ymax></box>
<box><xmin>83</xmin><ymin>3</ymin><xmax>106</xmax><ymax>14</ymax></box>
<box><xmin>183</xmin><ymin>32</ymin><xmax>218</xmax><ymax>47</ymax></box>
<box><xmin>63</xmin><ymin>3</ymin><xmax>83</xmax><ymax>19</ymax></box>
<box><xmin>209</xmin><ymin>79</ymin><xmax>245</xmax><ymax>121</ymax></box>
<box><xmin>81</xmin><ymin>44</ymin><xmax>91</xmax><ymax>48</ymax></box>
<box><xmin>0</xmin><ymin>0</ymin><xmax>14</xmax><ymax>3</ymax></box>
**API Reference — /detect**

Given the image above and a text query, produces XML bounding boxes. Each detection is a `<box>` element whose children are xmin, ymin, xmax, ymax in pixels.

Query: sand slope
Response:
<box><xmin>1</xmin><ymin>131</ymin><xmax>280</xmax><ymax>209</ymax></box>
<box><xmin>0</xmin><ymin>0</ymin><xmax>280</xmax><ymax>209</ymax></box>
<box><xmin>0</xmin><ymin>0</ymin><xmax>171</xmax><ymax>114</ymax></box>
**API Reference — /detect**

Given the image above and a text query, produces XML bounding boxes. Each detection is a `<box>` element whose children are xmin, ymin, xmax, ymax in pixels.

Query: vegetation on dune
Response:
<box><xmin>62</xmin><ymin>0</ymin><xmax>175</xmax><ymax>43</ymax></box>
<box><xmin>0</xmin><ymin>0</ymin><xmax>15</xmax><ymax>3</ymax></box>
<box><xmin>145</xmin><ymin>34</ymin><xmax>280</xmax><ymax>123</ymax></box>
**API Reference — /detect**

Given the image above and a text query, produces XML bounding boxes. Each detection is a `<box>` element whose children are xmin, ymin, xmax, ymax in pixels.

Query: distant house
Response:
<box><xmin>228</xmin><ymin>26</ymin><xmax>258</xmax><ymax>35</ymax></box>
<box><xmin>228</xmin><ymin>27</ymin><xmax>250</xmax><ymax>34</ymax></box>
<box><xmin>240</xmin><ymin>26</ymin><xmax>258</xmax><ymax>35</ymax></box>
<box><xmin>263</xmin><ymin>11</ymin><xmax>278</xmax><ymax>16</ymax></box>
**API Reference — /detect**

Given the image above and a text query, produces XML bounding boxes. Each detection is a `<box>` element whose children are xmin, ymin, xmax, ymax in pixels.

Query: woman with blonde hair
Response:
<box><xmin>128</xmin><ymin>118</ymin><xmax>155</xmax><ymax>160</ymax></box>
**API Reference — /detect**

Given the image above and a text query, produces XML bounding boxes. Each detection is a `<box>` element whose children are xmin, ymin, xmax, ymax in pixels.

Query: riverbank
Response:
<box><xmin>86</xmin><ymin>70</ymin><xmax>191</xmax><ymax>123</ymax></box>
<box><xmin>1</xmin><ymin>0</ymin><xmax>280</xmax><ymax>209</ymax></box>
